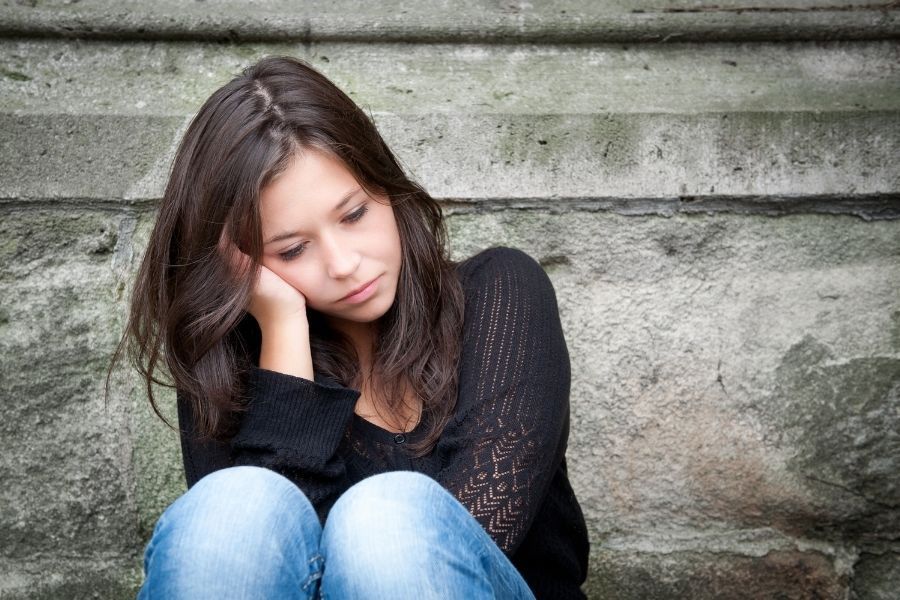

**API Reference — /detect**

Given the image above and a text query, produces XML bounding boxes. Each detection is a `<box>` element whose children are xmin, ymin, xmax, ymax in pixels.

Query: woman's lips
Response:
<box><xmin>340</xmin><ymin>275</ymin><xmax>380</xmax><ymax>304</ymax></box>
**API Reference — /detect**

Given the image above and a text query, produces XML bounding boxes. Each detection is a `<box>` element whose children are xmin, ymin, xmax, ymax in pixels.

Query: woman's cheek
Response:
<box><xmin>286</xmin><ymin>268</ymin><xmax>322</xmax><ymax>301</ymax></box>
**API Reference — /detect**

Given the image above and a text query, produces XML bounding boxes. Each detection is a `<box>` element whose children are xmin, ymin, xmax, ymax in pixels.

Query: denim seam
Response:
<box><xmin>301</xmin><ymin>553</ymin><xmax>325</xmax><ymax>594</ymax></box>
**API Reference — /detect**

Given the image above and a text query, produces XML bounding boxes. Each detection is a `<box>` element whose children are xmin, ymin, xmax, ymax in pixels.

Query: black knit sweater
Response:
<box><xmin>176</xmin><ymin>246</ymin><xmax>590</xmax><ymax>599</ymax></box>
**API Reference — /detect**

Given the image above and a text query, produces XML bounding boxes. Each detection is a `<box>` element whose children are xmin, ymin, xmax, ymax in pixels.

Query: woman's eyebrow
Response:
<box><xmin>264</xmin><ymin>187</ymin><xmax>363</xmax><ymax>245</ymax></box>
<box><xmin>331</xmin><ymin>187</ymin><xmax>363</xmax><ymax>213</ymax></box>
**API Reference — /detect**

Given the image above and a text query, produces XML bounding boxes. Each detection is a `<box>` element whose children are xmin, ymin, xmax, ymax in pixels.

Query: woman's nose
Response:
<box><xmin>321</xmin><ymin>233</ymin><xmax>360</xmax><ymax>279</ymax></box>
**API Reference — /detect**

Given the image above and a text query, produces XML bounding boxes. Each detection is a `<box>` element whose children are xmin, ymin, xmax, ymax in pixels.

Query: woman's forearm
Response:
<box><xmin>258</xmin><ymin>318</ymin><xmax>314</xmax><ymax>380</ymax></box>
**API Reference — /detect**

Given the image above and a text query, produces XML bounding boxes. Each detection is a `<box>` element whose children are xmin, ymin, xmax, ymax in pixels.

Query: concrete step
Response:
<box><xmin>0</xmin><ymin>0</ymin><xmax>898</xmax><ymax>42</ymax></box>
<box><xmin>1</xmin><ymin>39</ymin><xmax>898</xmax><ymax>215</ymax></box>
<box><xmin>0</xmin><ymin>557</ymin><xmax>141</xmax><ymax>599</ymax></box>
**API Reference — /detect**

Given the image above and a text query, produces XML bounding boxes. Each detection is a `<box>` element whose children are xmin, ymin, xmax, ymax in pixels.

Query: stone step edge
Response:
<box><xmin>0</xmin><ymin>554</ymin><xmax>142</xmax><ymax>597</ymax></box>
<box><xmin>0</xmin><ymin>7</ymin><xmax>898</xmax><ymax>43</ymax></box>
<box><xmin>3</xmin><ymin>111</ymin><xmax>896</xmax><ymax>206</ymax></box>
<box><xmin>2</xmin><ymin>194</ymin><xmax>897</xmax><ymax>221</ymax></box>
<box><xmin>598</xmin><ymin>526</ymin><xmax>853</xmax><ymax>559</ymax></box>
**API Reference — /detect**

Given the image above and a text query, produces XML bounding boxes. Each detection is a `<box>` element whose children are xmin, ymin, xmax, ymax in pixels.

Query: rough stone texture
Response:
<box><xmin>0</xmin><ymin>114</ymin><xmax>184</xmax><ymax>203</ymax></box>
<box><xmin>1</xmin><ymin>8</ymin><xmax>899</xmax><ymax>600</ymax></box>
<box><xmin>0</xmin><ymin>208</ymin><xmax>182</xmax><ymax>600</ymax></box>
<box><xmin>0</xmin><ymin>557</ymin><xmax>142</xmax><ymax>600</ymax></box>
<box><xmin>0</xmin><ymin>211</ymin><xmax>134</xmax><ymax>556</ymax></box>
<box><xmin>852</xmin><ymin>552</ymin><xmax>900</xmax><ymax>599</ymax></box>
<box><xmin>0</xmin><ymin>209</ymin><xmax>144</xmax><ymax>597</ymax></box>
<box><xmin>588</xmin><ymin>548</ymin><xmax>850</xmax><ymax>599</ymax></box>
<box><xmin>5</xmin><ymin>39</ymin><xmax>899</xmax><ymax>117</ymax></box>
<box><xmin>0</xmin><ymin>0</ymin><xmax>897</xmax><ymax>42</ymax></box>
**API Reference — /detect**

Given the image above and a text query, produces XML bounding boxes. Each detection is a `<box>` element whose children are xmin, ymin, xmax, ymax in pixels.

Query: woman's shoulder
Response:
<box><xmin>454</xmin><ymin>245</ymin><xmax>553</xmax><ymax>298</ymax></box>
<box><xmin>456</xmin><ymin>245</ymin><xmax>541</xmax><ymax>277</ymax></box>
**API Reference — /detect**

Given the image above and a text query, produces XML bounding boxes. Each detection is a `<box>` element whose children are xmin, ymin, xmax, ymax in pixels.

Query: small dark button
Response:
<box><xmin>393</xmin><ymin>433</ymin><xmax>407</xmax><ymax>444</ymax></box>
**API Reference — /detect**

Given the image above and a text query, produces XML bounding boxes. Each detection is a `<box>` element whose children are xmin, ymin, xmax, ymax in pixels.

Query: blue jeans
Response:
<box><xmin>138</xmin><ymin>466</ymin><xmax>536</xmax><ymax>599</ymax></box>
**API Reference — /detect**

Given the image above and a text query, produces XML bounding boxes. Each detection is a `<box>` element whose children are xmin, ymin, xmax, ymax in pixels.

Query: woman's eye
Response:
<box><xmin>344</xmin><ymin>204</ymin><xmax>369</xmax><ymax>224</ymax></box>
<box><xmin>279</xmin><ymin>243</ymin><xmax>307</xmax><ymax>261</ymax></box>
<box><xmin>277</xmin><ymin>205</ymin><xmax>367</xmax><ymax>261</ymax></box>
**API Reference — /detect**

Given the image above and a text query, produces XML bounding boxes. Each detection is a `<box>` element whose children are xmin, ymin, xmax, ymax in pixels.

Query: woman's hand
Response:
<box><xmin>249</xmin><ymin>264</ymin><xmax>309</xmax><ymax>328</ymax></box>
<box><xmin>218</xmin><ymin>233</ymin><xmax>308</xmax><ymax>330</ymax></box>
<box><xmin>218</xmin><ymin>232</ymin><xmax>314</xmax><ymax>380</ymax></box>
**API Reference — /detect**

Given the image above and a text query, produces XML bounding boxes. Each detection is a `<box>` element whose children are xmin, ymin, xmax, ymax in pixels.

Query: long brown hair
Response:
<box><xmin>110</xmin><ymin>56</ymin><xmax>464</xmax><ymax>457</ymax></box>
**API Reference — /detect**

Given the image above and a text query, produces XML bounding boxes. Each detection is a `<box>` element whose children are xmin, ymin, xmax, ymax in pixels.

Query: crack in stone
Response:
<box><xmin>805</xmin><ymin>475</ymin><xmax>898</xmax><ymax>511</ymax></box>
<box><xmin>439</xmin><ymin>194</ymin><xmax>900</xmax><ymax>221</ymax></box>
<box><xmin>717</xmin><ymin>357</ymin><xmax>730</xmax><ymax>399</ymax></box>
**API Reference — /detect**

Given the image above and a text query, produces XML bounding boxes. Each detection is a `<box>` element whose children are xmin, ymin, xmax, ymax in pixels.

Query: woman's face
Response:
<box><xmin>258</xmin><ymin>148</ymin><xmax>402</xmax><ymax>331</ymax></box>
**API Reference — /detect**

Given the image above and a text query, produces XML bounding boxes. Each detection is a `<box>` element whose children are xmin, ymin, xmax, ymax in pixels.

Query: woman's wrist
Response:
<box><xmin>258</xmin><ymin>317</ymin><xmax>314</xmax><ymax>380</ymax></box>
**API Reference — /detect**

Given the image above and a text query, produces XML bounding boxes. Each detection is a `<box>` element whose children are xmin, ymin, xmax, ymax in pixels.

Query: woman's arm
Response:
<box><xmin>176</xmin><ymin>368</ymin><xmax>360</xmax><ymax>522</ymax></box>
<box><xmin>176</xmin><ymin>240</ymin><xmax>360</xmax><ymax>519</ymax></box>
<box><xmin>437</xmin><ymin>247</ymin><xmax>572</xmax><ymax>557</ymax></box>
<box><xmin>176</xmin><ymin>390</ymin><xmax>233</xmax><ymax>488</ymax></box>
<box><xmin>228</xmin><ymin>368</ymin><xmax>360</xmax><ymax>520</ymax></box>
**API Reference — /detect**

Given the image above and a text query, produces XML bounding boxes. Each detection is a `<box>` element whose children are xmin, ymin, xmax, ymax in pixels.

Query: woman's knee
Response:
<box><xmin>326</xmin><ymin>471</ymin><xmax>446</xmax><ymax>531</ymax></box>
<box><xmin>321</xmin><ymin>471</ymin><xmax>466</xmax><ymax>564</ymax></box>
<box><xmin>337</xmin><ymin>470</ymin><xmax>445</xmax><ymax>508</ymax></box>
<box><xmin>173</xmin><ymin>466</ymin><xmax>305</xmax><ymax>515</ymax></box>
<box><xmin>319</xmin><ymin>471</ymin><xmax>495</xmax><ymax>597</ymax></box>
<box><xmin>141</xmin><ymin>466</ymin><xmax>323</xmax><ymax>597</ymax></box>
<box><xmin>152</xmin><ymin>465</ymin><xmax>319</xmax><ymax>560</ymax></box>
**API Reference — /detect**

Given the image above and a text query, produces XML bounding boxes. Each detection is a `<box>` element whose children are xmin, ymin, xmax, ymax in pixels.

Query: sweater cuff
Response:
<box><xmin>231</xmin><ymin>367</ymin><xmax>360</xmax><ymax>464</ymax></box>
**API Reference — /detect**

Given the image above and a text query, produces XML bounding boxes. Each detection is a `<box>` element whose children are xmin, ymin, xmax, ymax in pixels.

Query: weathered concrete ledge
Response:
<box><xmin>0</xmin><ymin>556</ymin><xmax>141</xmax><ymax>600</ymax></box>
<box><xmin>443</xmin><ymin>194</ymin><xmax>900</xmax><ymax>221</ymax></box>
<box><xmin>1</xmin><ymin>40</ymin><xmax>898</xmax><ymax>212</ymax></box>
<box><xmin>2</xmin><ymin>111</ymin><xmax>897</xmax><ymax>213</ymax></box>
<box><xmin>5</xmin><ymin>40</ymin><xmax>896</xmax><ymax>117</ymax></box>
<box><xmin>0</xmin><ymin>0</ymin><xmax>898</xmax><ymax>43</ymax></box>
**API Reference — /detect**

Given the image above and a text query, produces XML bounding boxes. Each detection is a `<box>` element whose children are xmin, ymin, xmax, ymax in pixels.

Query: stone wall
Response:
<box><xmin>1</xmin><ymin>2</ymin><xmax>898</xmax><ymax>598</ymax></box>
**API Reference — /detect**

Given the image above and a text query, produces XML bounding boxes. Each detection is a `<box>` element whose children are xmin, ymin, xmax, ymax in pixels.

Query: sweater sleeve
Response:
<box><xmin>176</xmin><ymin>367</ymin><xmax>360</xmax><ymax>521</ymax></box>
<box><xmin>437</xmin><ymin>246</ymin><xmax>572</xmax><ymax>557</ymax></box>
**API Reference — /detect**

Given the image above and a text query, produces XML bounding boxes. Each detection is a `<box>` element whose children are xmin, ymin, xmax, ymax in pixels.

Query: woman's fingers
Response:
<box><xmin>251</xmin><ymin>265</ymin><xmax>308</xmax><ymax>321</ymax></box>
<box><xmin>217</xmin><ymin>227</ymin><xmax>308</xmax><ymax>327</ymax></box>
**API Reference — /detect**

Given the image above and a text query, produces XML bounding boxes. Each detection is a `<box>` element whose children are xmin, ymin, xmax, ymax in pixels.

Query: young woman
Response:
<box><xmin>119</xmin><ymin>55</ymin><xmax>589</xmax><ymax>599</ymax></box>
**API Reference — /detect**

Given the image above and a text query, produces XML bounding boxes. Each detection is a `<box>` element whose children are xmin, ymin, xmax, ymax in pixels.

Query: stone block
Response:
<box><xmin>0</xmin><ymin>113</ymin><xmax>185</xmax><ymax>203</ymax></box>
<box><xmin>585</xmin><ymin>546</ymin><xmax>848</xmax><ymax>599</ymax></box>
<box><xmin>0</xmin><ymin>205</ymin><xmax>184</xmax><ymax>594</ymax></box>
<box><xmin>0</xmin><ymin>209</ymin><xmax>140</xmax><ymax>566</ymax></box>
